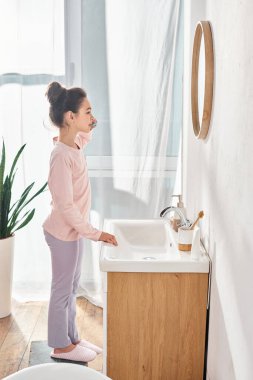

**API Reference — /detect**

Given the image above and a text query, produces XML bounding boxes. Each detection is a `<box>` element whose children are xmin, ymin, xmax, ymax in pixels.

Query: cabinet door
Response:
<box><xmin>107</xmin><ymin>272</ymin><xmax>209</xmax><ymax>380</ymax></box>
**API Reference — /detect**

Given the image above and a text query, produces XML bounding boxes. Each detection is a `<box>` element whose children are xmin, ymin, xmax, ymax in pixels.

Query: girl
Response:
<box><xmin>42</xmin><ymin>81</ymin><xmax>118</xmax><ymax>363</ymax></box>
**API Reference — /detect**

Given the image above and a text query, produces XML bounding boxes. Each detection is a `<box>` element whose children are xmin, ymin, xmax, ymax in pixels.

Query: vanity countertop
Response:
<box><xmin>99</xmin><ymin>219</ymin><xmax>210</xmax><ymax>273</ymax></box>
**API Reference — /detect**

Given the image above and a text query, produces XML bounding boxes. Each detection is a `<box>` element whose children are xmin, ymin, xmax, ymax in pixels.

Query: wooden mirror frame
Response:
<box><xmin>191</xmin><ymin>21</ymin><xmax>214</xmax><ymax>139</ymax></box>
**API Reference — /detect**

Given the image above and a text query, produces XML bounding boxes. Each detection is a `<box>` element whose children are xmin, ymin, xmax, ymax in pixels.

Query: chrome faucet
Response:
<box><xmin>160</xmin><ymin>206</ymin><xmax>191</xmax><ymax>228</ymax></box>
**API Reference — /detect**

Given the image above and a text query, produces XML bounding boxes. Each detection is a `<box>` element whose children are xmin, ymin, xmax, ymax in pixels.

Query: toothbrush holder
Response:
<box><xmin>178</xmin><ymin>226</ymin><xmax>198</xmax><ymax>251</ymax></box>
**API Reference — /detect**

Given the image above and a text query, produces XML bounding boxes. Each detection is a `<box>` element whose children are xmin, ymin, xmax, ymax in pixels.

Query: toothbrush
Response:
<box><xmin>90</xmin><ymin>119</ymin><xmax>97</xmax><ymax>129</ymax></box>
<box><xmin>190</xmin><ymin>210</ymin><xmax>204</xmax><ymax>230</ymax></box>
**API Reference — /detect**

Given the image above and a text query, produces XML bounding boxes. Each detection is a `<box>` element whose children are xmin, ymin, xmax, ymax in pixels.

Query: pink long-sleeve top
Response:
<box><xmin>42</xmin><ymin>131</ymin><xmax>102</xmax><ymax>241</ymax></box>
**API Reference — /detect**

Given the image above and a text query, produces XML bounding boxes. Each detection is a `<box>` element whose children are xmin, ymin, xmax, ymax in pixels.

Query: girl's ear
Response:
<box><xmin>64</xmin><ymin>110</ymin><xmax>74</xmax><ymax>124</ymax></box>
<box><xmin>69</xmin><ymin>111</ymin><xmax>74</xmax><ymax>120</ymax></box>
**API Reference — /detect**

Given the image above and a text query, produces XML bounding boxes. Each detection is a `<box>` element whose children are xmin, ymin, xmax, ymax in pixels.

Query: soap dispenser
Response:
<box><xmin>170</xmin><ymin>195</ymin><xmax>187</xmax><ymax>232</ymax></box>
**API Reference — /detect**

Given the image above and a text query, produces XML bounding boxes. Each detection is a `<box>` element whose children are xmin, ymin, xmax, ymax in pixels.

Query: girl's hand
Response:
<box><xmin>99</xmin><ymin>231</ymin><xmax>118</xmax><ymax>246</ymax></box>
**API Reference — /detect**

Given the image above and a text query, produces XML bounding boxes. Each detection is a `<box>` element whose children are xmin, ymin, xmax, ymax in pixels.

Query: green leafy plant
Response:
<box><xmin>0</xmin><ymin>139</ymin><xmax>47</xmax><ymax>239</ymax></box>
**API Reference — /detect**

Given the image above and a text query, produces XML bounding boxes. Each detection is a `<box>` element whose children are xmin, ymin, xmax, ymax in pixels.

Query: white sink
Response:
<box><xmin>99</xmin><ymin>219</ymin><xmax>209</xmax><ymax>273</ymax></box>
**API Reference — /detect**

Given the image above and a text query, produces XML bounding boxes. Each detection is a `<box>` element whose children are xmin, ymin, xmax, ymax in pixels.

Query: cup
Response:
<box><xmin>178</xmin><ymin>226</ymin><xmax>195</xmax><ymax>251</ymax></box>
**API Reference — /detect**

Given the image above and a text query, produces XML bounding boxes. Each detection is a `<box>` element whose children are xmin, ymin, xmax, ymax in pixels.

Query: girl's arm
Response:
<box><xmin>48</xmin><ymin>152</ymin><xmax>102</xmax><ymax>241</ymax></box>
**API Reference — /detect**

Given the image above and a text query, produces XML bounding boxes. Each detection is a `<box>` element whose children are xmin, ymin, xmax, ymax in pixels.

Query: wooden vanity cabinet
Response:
<box><xmin>106</xmin><ymin>272</ymin><xmax>209</xmax><ymax>380</ymax></box>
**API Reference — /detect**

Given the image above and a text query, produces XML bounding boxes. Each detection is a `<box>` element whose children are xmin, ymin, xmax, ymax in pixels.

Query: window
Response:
<box><xmin>65</xmin><ymin>0</ymin><xmax>183</xmax><ymax>195</ymax></box>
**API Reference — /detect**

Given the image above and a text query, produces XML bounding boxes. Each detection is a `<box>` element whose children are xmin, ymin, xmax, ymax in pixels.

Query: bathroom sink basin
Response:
<box><xmin>104</xmin><ymin>219</ymin><xmax>172</xmax><ymax>257</ymax></box>
<box><xmin>99</xmin><ymin>219</ymin><xmax>209</xmax><ymax>273</ymax></box>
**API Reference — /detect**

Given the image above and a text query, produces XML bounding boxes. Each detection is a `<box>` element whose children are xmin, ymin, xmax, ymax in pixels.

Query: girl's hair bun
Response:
<box><xmin>45</xmin><ymin>81</ymin><xmax>87</xmax><ymax>127</ymax></box>
<box><xmin>45</xmin><ymin>81</ymin><xmax>67</xmax><ymax>105</ymax></box>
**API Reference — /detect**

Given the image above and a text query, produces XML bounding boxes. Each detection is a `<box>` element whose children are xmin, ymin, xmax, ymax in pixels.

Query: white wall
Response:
<box><xmin>183</xmin><ymin>1</ymin><xmax>253</xmax><ymax>379</ymax></box>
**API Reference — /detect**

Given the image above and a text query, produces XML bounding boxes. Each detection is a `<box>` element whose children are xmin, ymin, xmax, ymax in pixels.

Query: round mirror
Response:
<box><xmin>191</xmin><ymin>21</ymin><xmax>214</xmax><ymax>139</ymax></box>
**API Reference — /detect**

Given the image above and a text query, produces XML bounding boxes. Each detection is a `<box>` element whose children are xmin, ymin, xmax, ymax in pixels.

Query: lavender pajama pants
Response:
<box><xmin>43</xmin><ymin>229</ymin><xmax>84</xmax><ymax>348</ymax></box>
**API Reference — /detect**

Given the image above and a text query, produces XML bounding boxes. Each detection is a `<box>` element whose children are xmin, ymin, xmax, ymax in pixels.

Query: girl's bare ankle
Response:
<box><xmin>54</xmin><ymin>343</ymin><xmax>76</xmax><ymax>354</ymax></box>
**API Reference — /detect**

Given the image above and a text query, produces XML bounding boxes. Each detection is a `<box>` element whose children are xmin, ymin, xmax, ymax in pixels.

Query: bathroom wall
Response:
<box><xmin>183</xmin><ymin>1</ymin><xmax>253</xmax><ymax>379</ymax></box>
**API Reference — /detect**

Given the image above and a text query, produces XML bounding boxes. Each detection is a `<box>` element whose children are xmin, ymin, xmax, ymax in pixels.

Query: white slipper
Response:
<box><xmin>51</xmin><ymin>344</ymin><xmax>96</xmax><ymax>362</ymax></box>
<box><xmin>78</xmin><ymin>339</ymin><xmax>103</xmax><ymax>354</ymax></box>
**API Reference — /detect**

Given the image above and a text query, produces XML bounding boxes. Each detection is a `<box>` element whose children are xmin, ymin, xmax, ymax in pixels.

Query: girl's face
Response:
<box><xmin>71</xmin><ymin>98</ymin><xmax>96</xmax><ymax>133</ymax></box>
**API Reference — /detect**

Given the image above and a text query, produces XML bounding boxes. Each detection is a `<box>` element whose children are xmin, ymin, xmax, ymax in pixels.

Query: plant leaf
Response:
<box><xmin>0</xmin><ymin>140</ymin><xmax>47</xmax><ymax>238</ymax></box>
<box><xmin>8</xmin><ymin>182</ymin><xmax>35</xmax><ymax>224</ymax></box>
<box><xmin>0</xmin><ymin>139</ymin><xmax>6</xmax><ymax>228</ymax></box>
<box><xmin>20</xmin><ymin>181</ymin><xmax>48</xmax><ymax>210</ymax></box>
<box><xmin>0</xmin><ymin>139</ymin><xmax>5</xmax><ymax>192</ymax></box>
<box><xmin>8</xmin><ymin>182</ymin><xmax>47</xmax><ymax>235</ymax></box>
<box><xmin>9</xmin><ymin>143</ymin><xmax>26</xmax><ymax>183</ymax></box>
<box><xmin>0</xmin><ymin>175</ymin><xmax>11</xmax><ymax>238</ymax></box>
<box><xmin>11</xmin><ymin>208</ymin><xmax>35</xmax><ymax>234</ymax></box>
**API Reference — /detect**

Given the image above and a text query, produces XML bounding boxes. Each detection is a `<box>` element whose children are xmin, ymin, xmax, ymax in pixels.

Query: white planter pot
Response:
<box><xmin>0</xmin><ymin>235</ymin><xmax>15</xmax><ymax>318</ymax></box>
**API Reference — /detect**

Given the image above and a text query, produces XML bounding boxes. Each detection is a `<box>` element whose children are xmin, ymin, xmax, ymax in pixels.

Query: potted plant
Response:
<box><xmin>0</xmin><ymin>139</ymin><xmax>47</xmax><ymax>318</ymax></box>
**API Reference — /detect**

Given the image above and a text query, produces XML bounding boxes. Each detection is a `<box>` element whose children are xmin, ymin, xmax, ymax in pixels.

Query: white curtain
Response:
<box><xmin>0</xmin><ymin>0</ymin><xmax>65</xmax><ymax>301</ymax></box>
<box><xmin>78</xmin><ymin>0</ymin><xmax>183</xmax><ymax>306</ymax></box>
<box><xmin>0</xmin><ymin>0</ymin><xmax>183</xmax><ymax>306</ymax></box>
